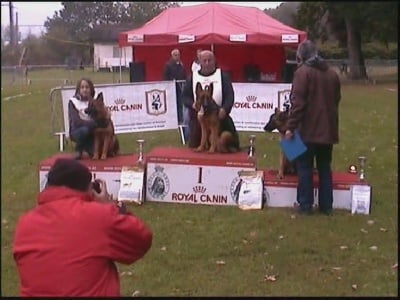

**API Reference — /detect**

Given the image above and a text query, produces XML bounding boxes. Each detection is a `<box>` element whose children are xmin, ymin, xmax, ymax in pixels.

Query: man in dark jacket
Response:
<box><xmin>163</xmin><ymin>49</ymin><xmax>186</xmax><ymax>125</ymax></box>
<box><xmin>285</xmin><ymin>40</ymin><xmax>341</xmax><ymax>215</ymax></box>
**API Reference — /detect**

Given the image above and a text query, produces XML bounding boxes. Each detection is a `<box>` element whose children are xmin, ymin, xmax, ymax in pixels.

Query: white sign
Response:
<box><xmin>61</xmin><ymin>81</ymin><xmax>178</xmax><ymax>137</ymax></box>
<box><xmin>229</xmin><ymin>34</ymin><xmax>247</xmax><ymax>42</ymax></box>
<box><xmin>281</xmin><ymin>34</ymin><xmax>299</xmax><ymax>43</ymax></box>
<box><xmin>230</xmin><ymin>83</ymin><xmax>292</xmax><ymax>132</ymax></box>
<box><xmin>146</xmin><ymin>162</ymin><xmax>255</xmax><ymax>206</ymax></box>
<box><xmin>178</xmin><ymin>34</ymin><xmax>195</xmax><ymax>43</ymax></box>
<box><xmin>237</xmin><ymin>170</ymin><xmax>264</xmax><ymax>210</ymax></box>
<box><xmin>118</xmin><ymin>166</ymin><xmax>145</xmax><ymax>204</ymax></box>
<box><xmin>351</xmin><ymin>185</ymin><xmax>371</xmax><ymax>215</ymax></box>
<box><xmin>127</xmin><ymin>34</ymin><xmax>144</xmax><ymax>43</ymax></box>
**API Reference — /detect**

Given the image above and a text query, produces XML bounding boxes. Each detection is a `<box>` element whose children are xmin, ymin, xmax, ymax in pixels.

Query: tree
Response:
<box><xmin>295</xmin><ymin>2</ymin><xmax>398</xmax><ymax>79</ymax></box>
<box><xmin>43</xmin><ymin>2</ymin><xmax>180</xmax><ymax>63</ymax></box>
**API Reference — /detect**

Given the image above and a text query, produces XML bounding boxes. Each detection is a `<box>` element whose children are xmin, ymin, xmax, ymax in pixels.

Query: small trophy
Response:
<box><xmin>248</xmin><ymin>135</ymin><xmax>256</xmax><ymax>159</ymax></box>
<box><xmin>358</xmin><ymin>156</ymin><xmax>367</xmax><ymax>181</ymax></box>
<box><xmin>136</xmin><ymin>139</ymin><xmax>145</xmax><ymax>166</ymax></box>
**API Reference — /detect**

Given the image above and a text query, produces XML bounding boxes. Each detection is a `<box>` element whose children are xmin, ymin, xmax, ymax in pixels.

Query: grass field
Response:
<box><xmin>1</xmin><ymin>68</ymin><xmax>398</xmax><ymax>297</ymax></box>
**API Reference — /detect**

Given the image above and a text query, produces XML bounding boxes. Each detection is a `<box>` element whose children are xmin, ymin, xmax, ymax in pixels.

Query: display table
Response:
<box><xmin>263</xmin><ymin>169</ymin><xmax>370</xmax><ymax>210</ymax></box>
<box><xmin>145</xmin><ymin>146</ymin><xmax>256</xmax><ymax>206</ymax></box>
<box><xmin>39</xmin><ymin>153</ymin><xmax>139</xmax><ymax>199</ymax></box>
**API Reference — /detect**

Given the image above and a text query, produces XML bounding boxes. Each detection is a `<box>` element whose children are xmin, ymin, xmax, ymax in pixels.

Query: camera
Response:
<box><xmin>92</xmin><ymin>180</ymin><xmax>101</xmax><ymax>193</ymax></box>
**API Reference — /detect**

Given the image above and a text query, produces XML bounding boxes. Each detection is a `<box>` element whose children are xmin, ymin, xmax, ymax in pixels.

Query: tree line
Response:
<box><xmin>1</xmin><ymin>1</ymin><xmax>397</xmax><ymax>79</ymax></box>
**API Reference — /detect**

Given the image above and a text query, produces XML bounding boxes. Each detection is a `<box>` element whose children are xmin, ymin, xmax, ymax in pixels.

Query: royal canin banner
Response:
<box><xmin>60</xmin><ymin>81</ymin><xmax>178</xmax><ymax>137</ymax></box>
<box><xmin>60</xmin><ymin>81</ymin><xmax>291</xmax><ymax>136</ymax></box>
<box><xmin>230</xmin><ymin>83</ymin><xmax>292</xmax><ymax>132</ymax></box>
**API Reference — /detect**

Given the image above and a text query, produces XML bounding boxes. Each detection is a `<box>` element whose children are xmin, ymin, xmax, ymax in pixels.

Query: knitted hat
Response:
<box><xmin>46</xmin><ymin>158</ymin><xmax>92</xmax><ymax>192</ymax></box>
<box><xmin>296</xmin><ymin>40</ymin><xmax>318</xmax><ymax>62</ymax></box>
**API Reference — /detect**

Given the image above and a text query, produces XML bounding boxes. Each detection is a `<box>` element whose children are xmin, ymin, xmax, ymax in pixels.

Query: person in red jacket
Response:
<box><xmin>13</xmin><ymin>158</ymin><xmax>153</xmax><ymax>297</ymax></box>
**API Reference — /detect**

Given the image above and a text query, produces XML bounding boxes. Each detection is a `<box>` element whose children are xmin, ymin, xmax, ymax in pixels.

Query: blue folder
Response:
<box><xmin>279</xmin><ymin>131</ymin><xmax>307</xmax><ymax>162</ymax></box>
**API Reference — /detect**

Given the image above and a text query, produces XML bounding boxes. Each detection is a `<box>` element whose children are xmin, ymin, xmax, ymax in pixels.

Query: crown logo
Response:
<box><xmin>246</xmin><ymin>95</ymin><xmax>257</xmax><ymax>102</ymax></box>
<box><xmin>193</xmin><ymin>185</ymin><xmax>207</xmax><ymax>193</ymax></box>
<box><xmin>155</xmin><ymin>166</ymin><xmax>164</xmax><ymax>172</ymax></box>
<box><xmin>115</xmin><ymin>98</ymin><xmax>126</xmax><ymax>105</ymax></box>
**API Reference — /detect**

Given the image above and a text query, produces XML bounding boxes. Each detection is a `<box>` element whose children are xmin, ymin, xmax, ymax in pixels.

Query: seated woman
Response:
<box><xmin>68</xmin><ymin>78</ymin><xmax>97</xmax><ymax>159</ymax></box>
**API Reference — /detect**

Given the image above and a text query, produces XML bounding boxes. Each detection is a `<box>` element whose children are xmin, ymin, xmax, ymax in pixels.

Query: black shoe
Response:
<box><xmin>294</xmin><ymin>206</ymin><xmax>313</xmax><ymax>216</ymax></box>
<box><xmin>319</xmin><ymin>209</ymin><xmax>333</xmax><ymax>216</ymax></box>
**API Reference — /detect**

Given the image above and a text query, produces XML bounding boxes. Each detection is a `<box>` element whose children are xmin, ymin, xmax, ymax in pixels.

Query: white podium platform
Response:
<box><xmin>263</xmin><ymin>169</ymin><xmax>370</xmax><ymax>211</ymax></box>
<box><xmin>38</xmin><ymin>150</ymin><xmax>371</xmax><ymax>212</ymax></box>
<box><xmin>145</xmin><ymin>147</ymin><xmax>256</xmax><ymax>206</ymax></box>
<box><xmin>39</xmin><ymin>153</ymin><xmax>139</xmax><ymax>199</ymax></box>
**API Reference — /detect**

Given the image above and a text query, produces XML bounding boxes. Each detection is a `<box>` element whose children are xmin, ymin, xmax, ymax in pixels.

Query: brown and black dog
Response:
<box><xmin>85</xmin><ymin>92</ymin><xmax>120</xmax><ymax>160</ymax></box>
<box><xmin>264</xmin><ymin>107</ymin><xmax>296</xmax><ymax>179</ymax></box>
<box><xmin>194</xmin><ymin>82</ymin><xmax>239</xmax><ymax>153</ymax></box>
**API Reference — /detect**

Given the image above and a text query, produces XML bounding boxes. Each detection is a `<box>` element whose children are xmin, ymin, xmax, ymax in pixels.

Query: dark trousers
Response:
<box><xmin>296</xmin><ymin>143</ymin><xmax>333</xmax><ymax>212</ymax></box>
<box><xmin>70</xmin><ymin>126</ymin><xmax>94</xmax><ymax>156</ymax></box>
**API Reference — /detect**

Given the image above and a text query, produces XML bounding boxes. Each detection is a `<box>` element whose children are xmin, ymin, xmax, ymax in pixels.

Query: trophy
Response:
<box><xmin>136</xmin><ymin>139</ymin><xmax>145</xmax><ymax>166</ymax></box>
<box><xmin>248</xmin><ymin>134</ymin><xmax>256</xmax><ymax>159</ymax></box>
<box><xmin>358</xmin><ymin>156</ymin><xmax>367</xmax><ymax>181</ymax></box>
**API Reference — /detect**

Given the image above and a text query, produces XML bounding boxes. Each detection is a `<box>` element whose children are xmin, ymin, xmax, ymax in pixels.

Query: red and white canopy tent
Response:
<box><xmin>118</xmin><ymin>2</ymin><xmax>307</xmax><ymax>82</ymax></box>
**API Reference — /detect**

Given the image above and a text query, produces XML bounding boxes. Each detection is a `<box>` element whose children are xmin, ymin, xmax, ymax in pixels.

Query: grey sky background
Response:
<box><xmin>1</xmin><ymin>2</ymin><xmax>282</xmax><ymax>38</ymax></box>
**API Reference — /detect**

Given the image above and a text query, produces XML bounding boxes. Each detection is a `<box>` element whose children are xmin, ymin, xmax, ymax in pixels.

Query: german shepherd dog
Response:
<box><xmin>194</xmin><ymin>82</ymin><xmax>239</xmax><ymax>153</ymax></box>
<box><xmin>85</xmin><ymin>92</ymin><xmax>120</xmax><ymax>160</ymax></box>
<box><xmin>264</xmin><ymin>106</ymin><xmax>296</xmax><ymax>179</ymax></box>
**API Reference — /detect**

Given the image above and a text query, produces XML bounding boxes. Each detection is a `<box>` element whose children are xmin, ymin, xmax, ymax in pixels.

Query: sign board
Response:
<box><xmin>60</xmin><ymin>81</ymin><xmax>178</xmax><ymax>137</ymax></box>
<box><xmin>230</xmin><ymin>83</ymin><xmax>292</xmax><ymax>132</ymax></box>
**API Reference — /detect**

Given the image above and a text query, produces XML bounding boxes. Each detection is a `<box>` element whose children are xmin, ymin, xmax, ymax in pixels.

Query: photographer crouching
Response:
<box><xmin>13</xmin><ymin>158</ymin><xmax>152</xmax><ymax>297</ymax></box>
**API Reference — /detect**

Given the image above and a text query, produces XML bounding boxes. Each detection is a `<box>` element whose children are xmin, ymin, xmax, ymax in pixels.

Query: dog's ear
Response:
<box><xmin>96</xmin><ymin>92</ymin><xmax>104</xmax><ymax>103</ymax></box>
<box><xmin>195</xmin><ymin>82</ymin><xmax>203</xmax><ymax>95</ymax></box>
<box><xmin>208</xmin><ymin>82</ymin><xmax>214</xmax><ymax>97</ymax></box>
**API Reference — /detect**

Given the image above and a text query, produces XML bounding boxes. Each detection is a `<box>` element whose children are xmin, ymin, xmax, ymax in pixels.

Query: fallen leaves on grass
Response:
<box><xmin>290</xmin><ymin>214</ymin><xmax>296</xmax><ymax>219</ymax></box>
<box><xmin>264</xmin><ymin>274</ymin><xmax>278</xmax><ymax>282</ymax></box>
<box><xmin>391</xmin><ymin>263</ymin><xmax>398</xmax><ymax>269</ymax></box>
<box><xmin>370</xmin><ymin>147</ymin><xmax>376</xmax><ymax>152</ymax></box>
<box><xmin>2</xmin><ymin>219</ymin><xmax>7</xmax><ymax>225</ymax></box>
<box><xmin>369</xmin><ymin>245</ymin><xmax>378</xmax><ymax>251</ymax></box>
<box><xmin>216</xmin><ymin>260</ymin><xmax>226</xmax><ymax>265</ymax></box>
<box><xmin>278</xmin><ymin>235</ymin><xmax>284</xmax><ymax>240</ymax></box>
<box><xmin>332</xmin><ymin>267</ymin><xmax>342</xmax><ymax>271</ymax></box>
<box><xmin>340</xmin><ymin>245</ymin><xmax>348</xmax><ymax>250</ymax></box>
<box><xmin>367</xmin><ymin>220</ymin><xmax>375</xmax><ymax>225</ymax></box>
<box><xmin>352</xmin><ymin>284</ymin><xmax>358</xmax><ymax>290</ymax></box>
<box><xmin>360</xmin><ymin>228</ymin><xmax>368</xmax><ymax>234</ymax></box>
<box><xmin>379</xmin><ymin>227</ymin><xmax>388</xmax><ymax>232</ymax></box>
<box><xmin>161</xmin><ymin>246</ymin><xmax>167</xmax><ymax>251</ymax></box>
<box><xmin>132</xmin><ymin>290</ymin><xmax>140</xmax><ymax>297</ymax></box>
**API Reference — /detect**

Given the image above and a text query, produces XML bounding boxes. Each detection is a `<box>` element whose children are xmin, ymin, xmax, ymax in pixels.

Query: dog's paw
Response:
<box><xmin>208</xmin><ymin>148</ymin><xmax>216</xmax><ymax>154</ymax></box>
<box><xmin>92</xmin><ymin>154</ymin><xmax>99</xmax><ymax>160</ymax></box>
<box><xmin>100</xmin><ymin>155</ymin><xmax>107</xmax><ymax>160</ymax></box>
<box><xmin>194</xmin><ymin>146</ymin><xmax>205</xmax><ymax>152</ymax></box>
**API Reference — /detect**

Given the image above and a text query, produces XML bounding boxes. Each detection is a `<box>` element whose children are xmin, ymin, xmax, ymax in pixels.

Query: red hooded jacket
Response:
<box><xmin>13</xmin><ymin>186</ymin><xmax>152</xmax><ymax>297</ymax></box>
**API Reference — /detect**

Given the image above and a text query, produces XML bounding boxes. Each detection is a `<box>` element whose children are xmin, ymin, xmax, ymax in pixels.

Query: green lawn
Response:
<box><xmin>1</xmin><ymin>68</ymin><xmax>398</xmax><ymax>297</ymax></box>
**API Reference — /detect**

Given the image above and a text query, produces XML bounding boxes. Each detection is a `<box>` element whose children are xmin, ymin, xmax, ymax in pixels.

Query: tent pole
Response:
<box><xmin>119</xmin><ymin>46</ymin><xmax>122</xmax><ymax>83</ymax></box>
<box><xmin>211</xmin><ymin>44</ymin><xmax>214</xmax><ymax>52</ymax></box>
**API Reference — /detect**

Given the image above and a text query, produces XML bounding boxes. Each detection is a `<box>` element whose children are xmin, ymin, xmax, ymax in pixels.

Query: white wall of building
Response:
<box><xmin>93</xmin><ymin>43</ymin><xmax>133</xmax><ymax>71</ymax></box>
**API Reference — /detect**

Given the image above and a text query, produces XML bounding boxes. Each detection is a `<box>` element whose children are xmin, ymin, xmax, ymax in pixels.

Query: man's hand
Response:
<box><xmin>218</xmin><ymin>108</ymin><xmax>227</xmax><ymax>120</ymax></box>
<box><xmin>284</xmin><ymin>129</ymin><xmax>294</xmax><ymax>139</ymax></box>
